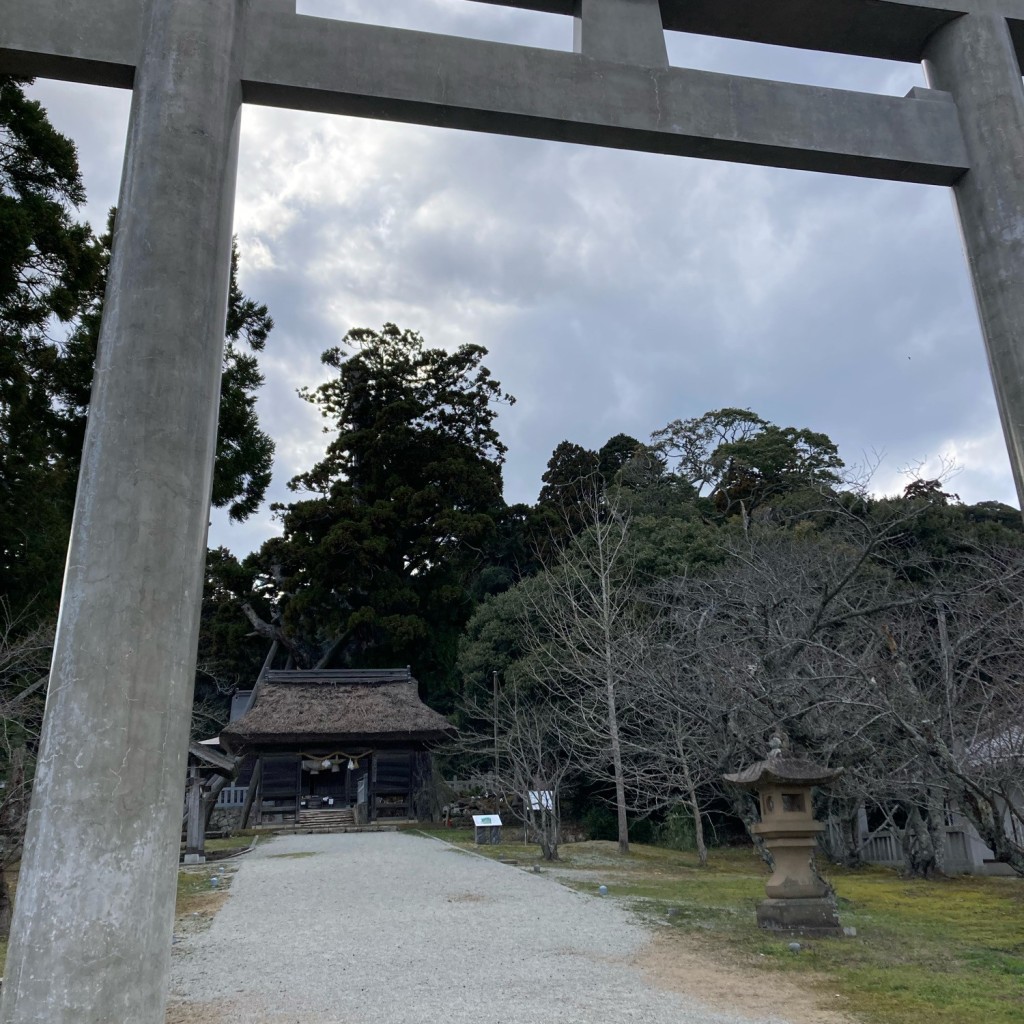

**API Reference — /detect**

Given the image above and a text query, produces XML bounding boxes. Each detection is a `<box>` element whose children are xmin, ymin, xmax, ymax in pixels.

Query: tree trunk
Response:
<box><xmin>688</xmin><ymin>784</ymin><xmax>708</xmax><ymax>868</ymax></box>
<box><xmin>678</xmin><ymin>757</ymin><xmax>707</xmax><ymax>866</ymax></box>
<box><xmin>606</xmin><ymin>674</ymin><xmax>629</xmax><ymax>854</ymax></box>
<box><xmin>901</xmin><ymin>804</ymin><xmax>938</xmax><ymax>878</ymax></box>
<box><xmin>733</xmin><ymin>791</ymin><xmax>774</xmax><ymax>868</ymax></box>
<box><xmin>202</xmin><ymin>774</ymin><xmax>231</xmax><ymax>833</ymax></box>
<box><xmin>185</xmin><ymin>770</ymin><xmax>205</xmax><ymax>859</ymax></box>
<box><xmin>0</xmin><ymin>869</ymin><xmax>13</xmax><ymax>941</ymax></box>
<box><xmin>927</xmin><ymin>789</ymin><xmax>947</xmax><ymax>876</ymax></box>
<box><xmin>240</xmin><ymin>757</ymin><xmax>262</xmax><ymax>829</ymax></box>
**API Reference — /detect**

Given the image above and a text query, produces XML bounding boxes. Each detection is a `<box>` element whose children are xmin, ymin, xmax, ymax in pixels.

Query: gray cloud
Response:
<box><xmin>26</xmin><ymin>3</ymin><xmax>1015</xmax><ymax>558</ymax></box>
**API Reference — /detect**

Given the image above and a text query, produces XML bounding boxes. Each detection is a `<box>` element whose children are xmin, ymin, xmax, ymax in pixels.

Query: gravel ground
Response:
<box><xmin>168</xmin><ymin>832</ymin><xmax>805</xmax><ymax>1024</ymax></box>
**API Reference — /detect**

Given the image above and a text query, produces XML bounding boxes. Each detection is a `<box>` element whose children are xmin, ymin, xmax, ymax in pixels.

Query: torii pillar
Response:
<box><xmin>0</xmin><ymin>2</ymin><xmax>243</xmax><ymax>1021</ymax></box>
<box><xmin>924</xmin><ymin>12</ymin><xmax>1024</xmax><ymax>502</ymax></box>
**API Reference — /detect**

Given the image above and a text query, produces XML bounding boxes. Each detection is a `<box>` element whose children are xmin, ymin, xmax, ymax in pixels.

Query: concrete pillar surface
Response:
<box><xmin>924</xmin><ymin>13</ymin><xmax>1024</xmax><ymax>508</ymax></box>
<box><xmin>0</xmin><ymin>2</ymin><xmax>246</xmax><ymax>1021</ymax></box>
<box><xmin>573</xmin><ymin>0</ymin><xmax>668</xmax><ymax>68</ymax></box>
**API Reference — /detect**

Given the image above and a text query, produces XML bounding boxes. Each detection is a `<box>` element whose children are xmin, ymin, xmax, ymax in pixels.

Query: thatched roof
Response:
<box><xmin>220</xmin><ymin>669</ymin><xmax>455</xmax><ymax>752</ymax></box>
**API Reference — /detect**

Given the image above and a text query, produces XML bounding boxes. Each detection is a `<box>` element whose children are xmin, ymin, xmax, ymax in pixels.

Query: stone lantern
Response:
<box><xmin>724</xmin><ymin>737</ymin><xmax>844</xmax><ymax>936</ymax></box>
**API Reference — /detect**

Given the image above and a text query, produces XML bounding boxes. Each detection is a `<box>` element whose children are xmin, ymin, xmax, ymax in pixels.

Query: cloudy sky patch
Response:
<box><xmin>25</xmin><ymin>1</ymin><xmax>1014</xmax><ymax>557</ymax></box>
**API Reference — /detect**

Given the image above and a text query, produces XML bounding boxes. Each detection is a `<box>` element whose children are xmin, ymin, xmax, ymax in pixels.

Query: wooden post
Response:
<box><xmin>184</xmin><ymin>769</ymin><xmax>205</xmax><ymax>864</ymax></box>
<box><xmin>239</xmin><ymin>756</ymin><xmax>262</xmax><ymax>829</ymax></box>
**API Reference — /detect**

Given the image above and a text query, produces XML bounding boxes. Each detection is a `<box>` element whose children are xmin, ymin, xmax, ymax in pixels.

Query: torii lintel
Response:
<box><xmin>0</xmin><ymin>0</ymin><xmax>975</xmax><ymax>185</ymax></box>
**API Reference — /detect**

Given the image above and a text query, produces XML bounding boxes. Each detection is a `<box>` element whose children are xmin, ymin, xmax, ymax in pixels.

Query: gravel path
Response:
<box><xmin>169</xmin><ymin>832</ymin><xmax>802</xmax><ymax>1024</ymax></box>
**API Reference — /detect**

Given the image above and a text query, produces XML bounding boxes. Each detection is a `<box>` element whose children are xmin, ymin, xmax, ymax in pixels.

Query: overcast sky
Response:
<box><xmin>26</xmin><ymin>0</ymin><xmax>1017</xmax><ymax>557</ymax></box>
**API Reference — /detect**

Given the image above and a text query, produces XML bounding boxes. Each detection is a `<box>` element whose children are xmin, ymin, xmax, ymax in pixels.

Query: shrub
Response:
<box><xmin>655</xmin><ymin>805</ymin><xmax>698</xmax><ymax>851</ymax></box>
<box><xmin>581</xmin><ymin>806</ymin><xmax>655</xmax><ymax>843</ymax></box>
<box><xmin>582</xmin><ymin>806</ymin><xmax>618</xmax><ymax>841</ymax></box>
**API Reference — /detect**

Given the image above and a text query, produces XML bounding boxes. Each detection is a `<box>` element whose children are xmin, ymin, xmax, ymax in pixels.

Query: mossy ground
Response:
<box><xmin>175</xmin><ymin>863</ymin><xmax>236</xmax><ymax>919</ymax></box>
<box><xmin>204</xmin><ymin>833</ymin><xmax>258</xmax><ymax>854</ymax></box>
<box><xmin>416</xmin><ymin>829</ymin><xmax>1024</xmax><ymax>1024</ymax></box>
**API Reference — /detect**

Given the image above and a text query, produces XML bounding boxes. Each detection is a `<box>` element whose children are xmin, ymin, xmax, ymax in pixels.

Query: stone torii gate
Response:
<box><xmin>2</xmin><ymin>0</ymin><xmax>1024</xmax><ymax>1019</ymax></box>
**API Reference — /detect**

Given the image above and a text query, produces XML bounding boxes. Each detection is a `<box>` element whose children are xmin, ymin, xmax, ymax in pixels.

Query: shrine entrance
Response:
<box><xmin>4</xmin><ymin>3</ymin><xmax>1024</xmax><ymax>1021</ymax></box>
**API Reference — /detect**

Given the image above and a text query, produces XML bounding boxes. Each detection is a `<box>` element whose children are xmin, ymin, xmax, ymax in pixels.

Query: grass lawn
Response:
<box><xmin>414</xmin><ymin>828</ymin><xmax>1024</xmax><ymax>1024</ymax></box>
<box><xmin>203</xmin><ymin>833</ymin><xmax>258</xmax><ymax>854</ymax></box>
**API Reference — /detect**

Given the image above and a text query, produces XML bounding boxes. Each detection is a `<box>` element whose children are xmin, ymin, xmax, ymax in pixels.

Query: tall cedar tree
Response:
<box><xmin>0</xmin><ymin>77</ymin><xmax>102</xmax><ymax>620</ymax></box>
<box><xmin>1</xmin><ymin>76</ymin><xmax>275</xmax><ymax>631</ymax></box>
<box><xmin>265</xmin><ymin>323</ymin><xmax>513</xmax><ymax>710</ymax></box>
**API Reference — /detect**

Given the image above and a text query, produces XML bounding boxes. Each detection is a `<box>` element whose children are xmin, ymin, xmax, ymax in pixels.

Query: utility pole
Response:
<box><xmin>492</xmin><ymin>669</ymin><xmax>499</xmax><ymax>805</ymax></box>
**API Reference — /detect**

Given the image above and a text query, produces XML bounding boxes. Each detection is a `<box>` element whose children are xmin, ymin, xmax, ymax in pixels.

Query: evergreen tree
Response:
<box><xmin>1</xmin><ymin>78</ymin><xmax>275</xmax><ymax>630</ymax></box>
<box><xmin>0</xmin><ymin>76</ymin><xmax>102</xmax><ymax>619</ymax></box>
<box><xmin>262</xmin><ymin>323</ymin><xmax>514</xmax><ymax>710</ymax></box>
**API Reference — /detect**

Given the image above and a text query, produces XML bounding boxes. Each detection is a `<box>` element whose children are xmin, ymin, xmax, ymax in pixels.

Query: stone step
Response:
<box><xmin>297</xmin><ymin>807</ymin><xmax>356</xmax><ymax>827</ymax></box>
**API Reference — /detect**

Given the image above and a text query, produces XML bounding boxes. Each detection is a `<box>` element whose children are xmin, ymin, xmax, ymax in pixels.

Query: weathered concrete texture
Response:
<box><xmin>0</xmin><ymin>0</ymin><xmax>139</xmax><ymax>87</ymax></box>
<box><xmin>242</xmin><ymin>9</ymin><xmax>969</xmax><ymax>184</ymax></box>
<box><xmin>0</xmin><ymin>0</ymin><xmax>971</xmax><ymax>185</ymax></box>
<box><xmin>573</xmin><ymin>0</ymin><xmax>667</xmax><ymax>68</ymax></box>
<box><xmin>925</xmin><ymin>13</ymin><xmax>1024</xmax><ymax>509</ymax></box>
<box><xmin>0</xmin><ymin>1</ymin><xmax>244</xmax><ymax>1022</ymax></box>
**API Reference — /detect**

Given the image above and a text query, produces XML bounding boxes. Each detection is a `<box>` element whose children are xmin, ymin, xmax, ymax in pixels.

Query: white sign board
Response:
<box><xmin>472</xmin><ymin>814</ymin><xmax>502</xmax><ymax>827</ymax></box>
<box><xmin>528</xmin><ymin>791</ymin><xmax>554</xmax><ymax>810</ymax></box>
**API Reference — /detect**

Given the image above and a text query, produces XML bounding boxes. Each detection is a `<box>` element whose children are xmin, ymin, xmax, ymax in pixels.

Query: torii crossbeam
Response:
<box><xmin>3</xmin><ymin>2</ymin><xmax>1024</xmax><ymax>1020</ymax></box>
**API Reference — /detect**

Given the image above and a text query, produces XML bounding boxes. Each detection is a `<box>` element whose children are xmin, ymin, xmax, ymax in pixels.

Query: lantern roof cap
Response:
<box><xmin>723</xmin><ymin>736</ymin><xmax>843</xmax><ymax>788</ymax></box>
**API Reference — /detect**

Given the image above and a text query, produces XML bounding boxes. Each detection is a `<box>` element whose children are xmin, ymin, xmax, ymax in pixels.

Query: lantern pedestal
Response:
<box><xmin>756</xmin><ymin>897</ymin><xmax>842</xmax><ymax>937</ymax></box>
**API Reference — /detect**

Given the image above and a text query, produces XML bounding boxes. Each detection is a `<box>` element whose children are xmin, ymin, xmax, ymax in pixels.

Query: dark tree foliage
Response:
<box><xmin>0</xmin><ymin>77</ymin><xmax>103</xmax><ymax>620</ymax></box>
<box><xmin>0</xmin><ymin>78</ymin><xmax>275</xmax><ymax>642</ymax></box>
<box><xmin>537</xmin><ymin>441</ymin><xmax>600</xmax><ymax>507</ymax></box>
<box><xmin>534</xmin><ymin>441</ymin><xmax>600</xmax><ymax>554</ymax></box>
<box><xmin>469</xmin><ymin>502</ymin><xmax>547</xmax><ymax>598</ymax></box>
<box><xmin>61</xmin><ymin>219</ymin><xmax>276</xmax><ymax>522</ymax></box>
<box><xmin>195</xmin><ymin>547</ymin><xmax>268</xmax><ymax>706</ymax></box>
<box><xmin>597</xmin><ymin>433</ymin><xmax>643</xmax><ymax>484</ymax></box>
<box><xmin>264</xmin><ymin>323</ymin><xmax>514</xmax><ymax>710</ymax></box>
<box><xmin>653</xmin><ymin>407</ymin><xmax>844</xmax><ymax>517</ymax></box>
<box><xmin>213</xmin><ymin>244</ymin><xmax>275</xmax><ymax>521</ymax></box>
<box><xmin>0</xmin><ymin>77</ymin><xmax>101</xmax><ymax>336</ymax></box>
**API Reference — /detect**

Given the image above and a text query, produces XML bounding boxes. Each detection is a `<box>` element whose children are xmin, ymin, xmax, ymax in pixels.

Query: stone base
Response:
<box><xmin>756</xmin><ymin>897</ymin><xmax>843</xmax><ymax>937</ymax></box>
<box><xmin>182</xmin><ymin>853</ymin><xmax>205</xmax><ymax>865</ymax></box>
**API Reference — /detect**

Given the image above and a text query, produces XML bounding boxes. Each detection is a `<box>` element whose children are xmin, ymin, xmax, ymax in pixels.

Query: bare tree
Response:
<box><xmin>0</xmin><ymin>610</ymin><xmax>54</xmax><ymax>938</ymax></box>
<box><xmin>618</xmin><ymin>615</ymin><xmax>722</xmax><ymax>866</ymax></box>
<box><xmin>457</xmin><ymin>677</ymin><xmax>577</xmax><ymax>861</ymax></box>
<box><xmin>519</xmin><ymin>489</ymin><xmax>648</xmax><ymax>855</ymax></box>
<box><xmin>649</xmin><ymin>494</ymin><xmax>1024</xmax><ymax>876</ymax></box>
<box><xmin>864</xmin><ymin>551</ymin><xmax>1024</xmax><ymax>874</ymax></box>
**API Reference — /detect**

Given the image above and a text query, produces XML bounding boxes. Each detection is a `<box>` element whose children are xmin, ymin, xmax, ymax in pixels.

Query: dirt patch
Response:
<box><xmin>174</xmin><ymin>892</ymin><xmax>231</xmax><ymax>938</ymax></box>
<box><xmin>637</xmin><ymin>930</ymin><xmax>857</xmax><ymax>1024</ymax></box>
<box><xmin>447</xmin><ymin>892</ymin><xmax>488</xmax><ymax>903</ymax></box>
<box><xmin>166</xmin><ymin>998</ymin><xmax>236</xmax><ymax>1024</ymax></box>
<box><xmin>166</xmin><ymin>996</ymin><xmax>352</xmax><ymax>1024</ymax></box>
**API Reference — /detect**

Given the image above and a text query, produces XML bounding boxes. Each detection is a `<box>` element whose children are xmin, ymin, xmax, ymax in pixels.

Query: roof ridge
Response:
<box><xmin>265</xmin><ymin>668</ymin><xmax>413</xmax><ymax>683</ymax></box>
